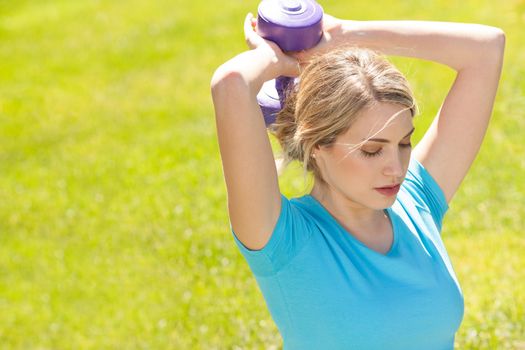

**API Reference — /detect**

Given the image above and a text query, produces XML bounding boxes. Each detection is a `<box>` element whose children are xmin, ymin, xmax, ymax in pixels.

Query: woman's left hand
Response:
<box><xmin>291</xmin><ymin>14</ymin><xmax>348</xmax><ymax>64</ymax></box>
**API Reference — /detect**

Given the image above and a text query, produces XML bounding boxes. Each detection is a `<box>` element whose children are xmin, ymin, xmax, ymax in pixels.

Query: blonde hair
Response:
<box><xmin>271</xmin><ymin>47</ymin><xmax>417</xmax><ymax>183</ymax></box>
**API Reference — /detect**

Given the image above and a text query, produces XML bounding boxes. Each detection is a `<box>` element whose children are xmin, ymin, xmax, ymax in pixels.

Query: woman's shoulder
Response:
<box><xmin>397</xmin><ymin>157</ymin><xmax>449</xmax><ymax>229</ymax></box>
<box><xmin>231</xmin><ymin>193</ymin><xmax>319</xmax><ymax>276</ymax></box>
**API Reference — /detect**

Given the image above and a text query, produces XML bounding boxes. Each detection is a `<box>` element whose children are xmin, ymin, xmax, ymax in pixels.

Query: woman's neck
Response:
<box><xmin>310</xmin><ymin>182</ymin><xmax>394</xmax><ymax>254</ymax></box>
<box><xmin>310</xmin><ymin>182</ymin><xmax>388</xmax><ymax>233</ymax></box>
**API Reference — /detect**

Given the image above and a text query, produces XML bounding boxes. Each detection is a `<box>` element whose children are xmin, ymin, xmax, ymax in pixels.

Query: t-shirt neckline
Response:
<box><xmin>302</xmin><ymin>194</ymin><xmax>399</xmax><ymax>257</ymax></box>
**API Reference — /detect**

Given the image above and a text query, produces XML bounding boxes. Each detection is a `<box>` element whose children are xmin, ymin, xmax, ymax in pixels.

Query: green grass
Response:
<box><xmin>1</xmin><ymin>0</ymin><xmax>524</xmax><ymax>348</ymax></box>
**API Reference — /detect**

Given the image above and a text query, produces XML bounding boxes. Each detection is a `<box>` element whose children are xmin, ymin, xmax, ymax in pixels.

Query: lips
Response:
<box><xmin>374</xmin><ymin>184</ymin><xmax>401</xmax><ymax>197</ymax></box>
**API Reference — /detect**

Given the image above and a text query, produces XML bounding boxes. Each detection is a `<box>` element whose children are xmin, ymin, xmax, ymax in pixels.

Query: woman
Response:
<box><xmin>211</xmin><ymin>11</ymin><xmax>505</xmax><ymax>349</ymax></box>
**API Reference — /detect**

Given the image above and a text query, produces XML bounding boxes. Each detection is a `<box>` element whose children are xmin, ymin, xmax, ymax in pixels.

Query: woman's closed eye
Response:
<box><xmin>359</xmin><ymin>142</ymin><xmax>412</xmax><ymax>158</ymax></box>
<box><xmin>360</xmin><ymin>148</ymin><xmax>383</xmax><ymax>158</ymax></box>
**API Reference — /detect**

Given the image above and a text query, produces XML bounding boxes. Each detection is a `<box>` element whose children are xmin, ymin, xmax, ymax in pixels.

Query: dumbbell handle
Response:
<box><xmin>256</xmin><ymin>0</ymin><xmax>324</xmax><ymax>126</ymax></box>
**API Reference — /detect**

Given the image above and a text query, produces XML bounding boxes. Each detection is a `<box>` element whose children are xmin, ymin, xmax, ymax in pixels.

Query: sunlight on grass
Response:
<box><xmin>0</xmin><ymin>0</ymin><xmax>523</xmax><ymax>348</ymax></box>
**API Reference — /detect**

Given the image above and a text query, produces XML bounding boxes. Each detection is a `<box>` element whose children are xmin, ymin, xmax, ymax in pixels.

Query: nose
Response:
<box><xmin>383</xmin><ymin>148</ymin><xmax>404</xmax><ymax>178</ymax></box>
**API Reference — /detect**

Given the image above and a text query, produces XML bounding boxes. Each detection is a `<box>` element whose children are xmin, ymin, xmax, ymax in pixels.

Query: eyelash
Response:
<box><xmin>360</xmin><ymin>143</ymin><xmax>412</xmax><ymax>158</ymax></box>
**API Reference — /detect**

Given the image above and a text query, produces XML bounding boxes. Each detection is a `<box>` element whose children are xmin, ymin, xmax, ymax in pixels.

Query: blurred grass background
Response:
<box><xmin>0</xmin><ymin>0</ymin><xmax>524</xmax><ymax>348</ymax></box>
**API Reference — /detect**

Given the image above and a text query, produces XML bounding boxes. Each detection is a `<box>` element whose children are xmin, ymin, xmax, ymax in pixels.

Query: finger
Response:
<box><xmin>244</xmin><ymin>13</ymin><xmax>260</xmax><ymax>49</ymax></box>
<box><xmin>323</xmin><ymin>14</ymin><xmax>335</xmax><ymax>23</ymax></box>
<box><xmin>282</xmin><ymin>56</ymin><xmax>302</xmax><ymax>78</ymax></box>
<box><xmin>322</xmin><ymin>14</ymin><xmax>339</xmax><ymax>29</ymax></box>
<box><xmin>288</xmin><ymin>50</ymin><xmax>305</xmax><ymax>59</ymax></box>
<box><xmin>243</xmin><ymin>13</ymin><xmax>254</xmax><ymax>35</ymax></box>
<box><xmin>323</xmin><ymin>13</ymin><xmax>336</xmax><ymax>24</ymax></box>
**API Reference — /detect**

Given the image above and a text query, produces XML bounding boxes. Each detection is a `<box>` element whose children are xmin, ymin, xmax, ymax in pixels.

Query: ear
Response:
<box><xmin>311</xmin><ymin>144</ymin><xmax>321</xmax><ymax>158</ymax></box>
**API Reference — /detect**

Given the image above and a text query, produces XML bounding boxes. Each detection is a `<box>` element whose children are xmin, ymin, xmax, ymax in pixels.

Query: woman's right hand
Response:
<box><xmin>244</xmin><ymin>13</ymin><xmax>300</xmax><ymax>78</ymax></box>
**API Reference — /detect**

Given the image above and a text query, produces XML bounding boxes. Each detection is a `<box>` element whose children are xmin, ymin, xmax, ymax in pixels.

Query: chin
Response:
<box><xmin>371</xmin><ymin>195</ymin><xmax>398</xmax><ymax>210</ymax></box>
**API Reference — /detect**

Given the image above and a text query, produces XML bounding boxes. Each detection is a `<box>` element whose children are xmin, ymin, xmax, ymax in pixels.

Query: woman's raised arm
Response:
<box><xmin>301</xmin><ymin>18</ymin><xmax>505</xmax><ymax>202</ymax></box>
<box><xmin>210</xmin><ymin>14</ymin><xmax>299</xmax><ymax>250</ymax></box>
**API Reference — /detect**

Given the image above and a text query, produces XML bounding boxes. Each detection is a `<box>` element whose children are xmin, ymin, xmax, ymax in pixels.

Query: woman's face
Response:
<box><xmin>313</xmin><ymin>102</ymin><xmax>414</xmax><ymax>210</ymax></box>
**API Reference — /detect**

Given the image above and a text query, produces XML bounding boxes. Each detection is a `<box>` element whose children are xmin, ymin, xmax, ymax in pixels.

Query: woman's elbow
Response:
<box><xmin>491</xmin><ymin>27</ymin><xmax>506</xmax><ymax>50</ymax></box>
<box><xmin>210</xmin><ymin>64</ymin><xmax>248</xmax><ymax>100</ymax></box>
<box><xmin>211</xmin><ymin>65</ymin><xmax>241</xmax><ymax>94</ymax></box>
<box><xmin>470</xmin><ymin>26</ymin><xmax>505</xmax><ymax>69</ymax></box>
<box><xmin>486</xmin><ymin>27</ymin><xmax>506</xmax><ymax>62</ymax></box>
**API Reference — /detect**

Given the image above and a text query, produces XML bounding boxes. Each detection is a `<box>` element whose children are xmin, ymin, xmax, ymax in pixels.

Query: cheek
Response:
<box><xmin>334</xmin><ymin>153</ymin><xmax>376</xmax><ymax>182</ymax></box>
<box><xmin>402</xmin><ymin>148</ymin><xmax>412</xmax><ymax>170</ymax></box>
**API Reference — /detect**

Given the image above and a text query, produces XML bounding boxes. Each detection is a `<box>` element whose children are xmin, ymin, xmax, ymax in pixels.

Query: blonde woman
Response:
<box><xmin>211</xmin><ymin>11</ymin><xmax>504</xmax><ymax>349</ymax></box>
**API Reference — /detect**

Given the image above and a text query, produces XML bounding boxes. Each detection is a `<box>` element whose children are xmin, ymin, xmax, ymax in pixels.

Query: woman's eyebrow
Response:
<box><xmin>363</xmin><ymin>127</ymin><xmax>415</xmax><ymax>143</ymax></box>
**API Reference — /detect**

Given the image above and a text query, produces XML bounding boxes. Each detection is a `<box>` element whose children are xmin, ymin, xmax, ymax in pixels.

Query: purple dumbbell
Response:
<box><xmin>256</xmin><ymin>0</ymin><xmax>324</xmax><ymax>126</ymax></box>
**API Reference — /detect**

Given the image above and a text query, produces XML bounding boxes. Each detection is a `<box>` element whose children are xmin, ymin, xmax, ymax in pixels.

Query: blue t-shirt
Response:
<box><xmin>232</xmin><ymin>158</ymin><xmax>464</xmax><ymax>350</ymax></box>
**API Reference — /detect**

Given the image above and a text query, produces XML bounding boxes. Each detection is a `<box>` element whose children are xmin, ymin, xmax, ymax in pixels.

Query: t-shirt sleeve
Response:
<box><xmin>402</xmin><ymin>157</ymin><xmax>449</xmax><ymax>230</ymax></box>
<box><xmin>231</xmin><ymin>194</ymin><xmax>313</xmax><ymax>277</ymax></box>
